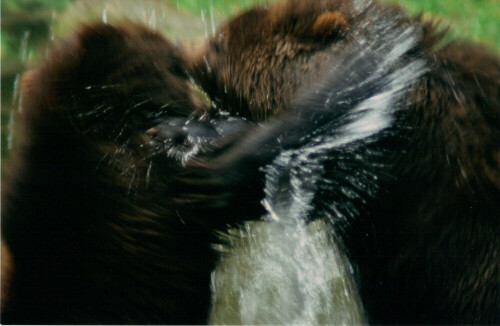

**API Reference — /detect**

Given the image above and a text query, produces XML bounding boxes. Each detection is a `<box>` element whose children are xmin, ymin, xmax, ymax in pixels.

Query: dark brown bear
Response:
<box><xmin>0</xmin><ymin>22</ymin><xmax>261</xmax><ymax>324</ymax></box>
<box><xmin>187</xmin><ymin>0</ymin><xmax>500</xmax><ymax>323</ymax></box>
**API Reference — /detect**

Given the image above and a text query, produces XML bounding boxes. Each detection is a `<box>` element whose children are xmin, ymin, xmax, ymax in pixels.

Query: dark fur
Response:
<box><xmin>0</xmin><ymin>22</ymin><xmax>262</xmax><ymax>324</ymax></box>
<box><xmin>188</xmin><ymin>0</ymin><xmax>500</xmax><ymax>323</ymax></box>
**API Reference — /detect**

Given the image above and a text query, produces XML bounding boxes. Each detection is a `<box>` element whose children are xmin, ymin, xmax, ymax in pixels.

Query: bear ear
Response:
<box><xmin>269</xmin><ymin>2</ymin><xmax>349</xmax><ymax>42</ymax></box>
<box><xmin>308</xmin><ymin>11</ymin><xmax>348</xmax><ymax>40</ymax></box>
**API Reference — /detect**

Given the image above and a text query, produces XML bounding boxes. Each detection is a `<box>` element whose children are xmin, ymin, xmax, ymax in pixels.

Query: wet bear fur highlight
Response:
<box><xmin>188</xmin><ymin>0</ymin><xmax>500</xmax><ymax>323</ymax></box>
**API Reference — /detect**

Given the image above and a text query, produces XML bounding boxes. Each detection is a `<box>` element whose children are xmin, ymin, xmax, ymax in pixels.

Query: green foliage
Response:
<box><xmin>1</xmin><ymin>0</ymin><xmax>73</xmax><ymax>164</ymax></box>
<box><xmin>168</xmin><ymin>0</ymin><xmax>270</xmax><ymax>17</ymax></box>
<box><xmin>387</xmin><ymin>0</ymin><xmax>500</xmax><ymax>49</ymax></box>
<box><xmin>2</xmin><ymin>0</ymin><xmax>72</xmax><ymax>11</ymax></box>
<box><xmin>1</xmin><ymin>30</ymin><xmax>13</xmax><ymax>57</ymax></box>
<box><xmin>1</xmin><ymin>0</ymin><xmax>72</xmax><ymax>66</ymax></box>
<box><xmin>2</xmin><ymin>0</ymin><xmax>72</xmax><ymax>16</ymax></box>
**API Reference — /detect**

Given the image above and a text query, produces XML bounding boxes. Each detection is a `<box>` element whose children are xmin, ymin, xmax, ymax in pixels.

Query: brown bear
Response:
<box><xmin>0</xmin><ymin>22</ymin><xmax>261</xmax><ymax>324</ymax></box>
<box><xmin>186</xmin><ymin>0</ymin><xmax>500</xmax><ymax>323</ymax></box>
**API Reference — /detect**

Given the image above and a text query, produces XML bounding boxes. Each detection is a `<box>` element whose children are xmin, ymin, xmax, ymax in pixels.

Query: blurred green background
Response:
<box><xmin>2</xmin><ymin>0</ymin><xmax>500</xmax><ymax>170</ymax></box>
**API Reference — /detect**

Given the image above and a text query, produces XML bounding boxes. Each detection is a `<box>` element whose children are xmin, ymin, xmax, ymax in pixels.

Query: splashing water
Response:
<box><xmin>210</xmin><ymin>220</ymin><xmax>364</xmax><ymax>325</ymax></box>
<box><xmin>50</xmin><ymin>11</ymin><xmax>56</xmax><ymax>41</ymax></box>
<box><xmin>148</xmin><ymin>8</ymin><xmax>157</xmax><ymax>28</ymax></box>
<box><xmin>201</xmin><ymin>10</ymin><xmax>209</xmax><ymax>39</ymax></box>
<box><xmin>7</xmin><ymin>108</ymin><xmax>15</xmax><ymax>151</ymax></box>
<box><xmin>102</xmin><ymin>3</ymin><xmax>108</xmax><ymax>24</ymax></box>
<box><xmin>12</xmin><ymin>74</ymin><xmax>20</xmax><ymax>107</ymax></box>
<box><xmin>209</xmin><ymin>0</ymin><xmax>216</xmax><ymax>36</ymax></box>
<box><xmin>6</xmin><ymin>28</ymin><xmax>32</xmax><ymax>152</ymax></box>
<box><xmin>19</xmin><ymin>31</ymin><xmax>30</xmax><ymax>62</ymax></box>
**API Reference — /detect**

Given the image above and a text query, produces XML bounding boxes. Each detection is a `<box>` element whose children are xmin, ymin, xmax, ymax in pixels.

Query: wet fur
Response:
<box><xmin>0</xmin><ymin>23</ymin><xmax>260</xmax><ymax>324</ymax></box>
<box><xmin>189</xmin><ymin>0</ymin><xmax>500</xmax><ymax>323</ymax></box>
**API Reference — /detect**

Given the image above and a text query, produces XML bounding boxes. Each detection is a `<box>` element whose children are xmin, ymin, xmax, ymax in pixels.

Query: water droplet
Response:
<box><xmin>102</xmin><ymin>3</ymin><xmax>108</xmax><ymax>24</ymax></box>
<box><xmin>19</xmin><ymin>31</ymin><xmax>31</xmax><ymax>62</ymax></box>
<box><xmin>7</xmin><ymin>107</ymin><xmax>15</xmax><ymax>150</ymax></box>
